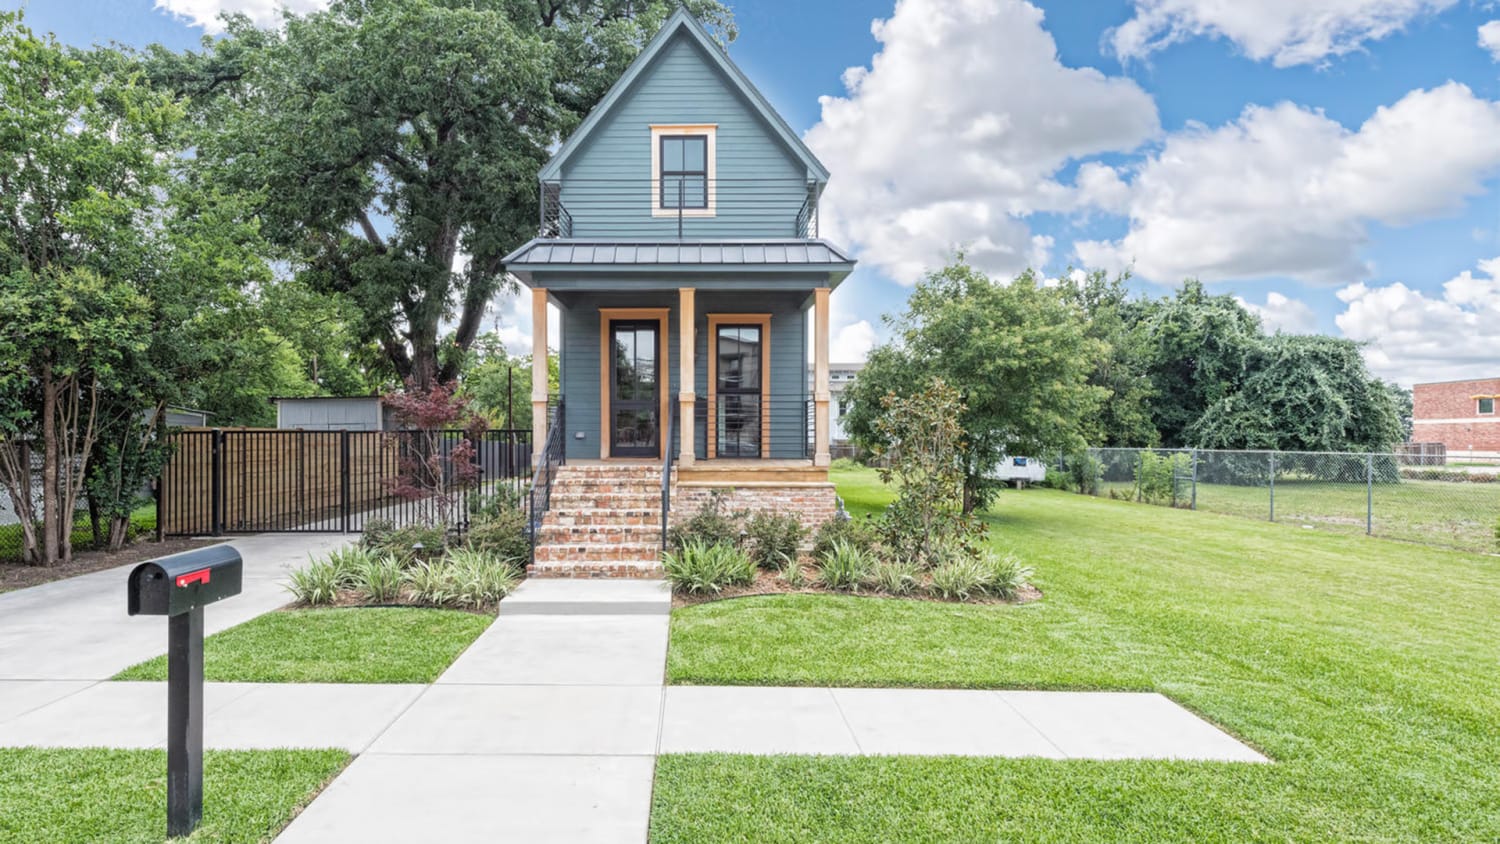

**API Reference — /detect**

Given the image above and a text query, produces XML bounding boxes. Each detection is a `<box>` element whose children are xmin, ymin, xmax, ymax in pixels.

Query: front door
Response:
<box><xmin>609</xmin><ymin>321</ymin><xmax>660</xmax><ymax>458</ymax></box>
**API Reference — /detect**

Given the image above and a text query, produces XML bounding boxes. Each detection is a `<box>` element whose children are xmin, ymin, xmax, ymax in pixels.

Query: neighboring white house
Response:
<box><xmin>272</xmin><ymin>395</ymin><xmax>395</xmax><ymax>431</ymax></box>
<box><xmin>809</xmin><ymin>361</ymin><xmax>864</xmax><ymax>444</ymax></box>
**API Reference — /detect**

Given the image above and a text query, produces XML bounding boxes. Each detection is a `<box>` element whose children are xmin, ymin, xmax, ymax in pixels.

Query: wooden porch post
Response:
<box><xmin>678</xmin><ymin>288</ymin><xmax>696</xmax><ymax>467</ymax></box>
<box><xmin>813</xmin><ymin>287</ymin><xmax>831</xmax><ymax>468</ymax></box>
<box><xmin>531</xmin><ymin>288</ymin><xmax>549</xmax><ymax>463</ymax></box>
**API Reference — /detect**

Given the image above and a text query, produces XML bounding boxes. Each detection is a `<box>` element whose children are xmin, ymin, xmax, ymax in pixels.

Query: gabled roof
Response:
<box><xmin>538</xmin><ymin>7</ymin><xmax>830</xmax><ymax>183</ymax></box>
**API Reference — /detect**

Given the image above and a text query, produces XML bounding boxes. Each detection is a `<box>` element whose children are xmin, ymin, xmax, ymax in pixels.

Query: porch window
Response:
<box><xmin>660</xmin><ymin>135</ymin><xmax>708</xmax><ymax>210</ymax></box>
<box><xmin>716</xmin><ymin>325</ymin><xmax>762</xmax><ymax>457</ymax></box>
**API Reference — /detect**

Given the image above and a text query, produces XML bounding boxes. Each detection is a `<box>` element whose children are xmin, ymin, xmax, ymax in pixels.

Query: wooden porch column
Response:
<box><xmin>678</xmin><ymin>288</ymin><xmax>696</xmax><ymax>467</ymax></box>
<box><xmin>813</xmin><ymin>287</ymin><xmax>831</xmax><ymax>468</ymax></box>
<box><xmin>531</xmin><ymin>288</ymin><xmax>549</xmax><ymax>463</ymax></box>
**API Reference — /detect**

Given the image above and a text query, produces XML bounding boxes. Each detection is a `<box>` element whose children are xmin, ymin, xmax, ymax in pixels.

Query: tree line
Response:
<box><xmin>844</xmin><ymin>258</ymin><xmax>1409</xmax><ymax>512</ymax></box>
<box><xmin>0</xmin><ymin>1</ymin><xmax>730</xmax><ymax>564</ymax></box>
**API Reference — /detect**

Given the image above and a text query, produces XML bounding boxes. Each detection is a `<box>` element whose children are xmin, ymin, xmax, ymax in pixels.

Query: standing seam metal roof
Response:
<box><xmin>503</xmin><ymin>239</ymin><xmax>854</xmax><ymax>267</ymax></box>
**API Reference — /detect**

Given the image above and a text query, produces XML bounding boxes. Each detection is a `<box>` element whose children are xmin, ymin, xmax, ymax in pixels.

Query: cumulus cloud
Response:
<box><xmin>155</xmin><ymin>0</ymin><xmax>329</xmax><ymax>32</ymax></box>
<box><xmin>1481</xmin><ymin>20</ymin><xmax>1500</xmax><ymax>61</ymax></box>
<box><xmin>1109</xmin><ymin>0</ymin><xmax>1455</xmax><ymax>67</ymax></box>
<box><xmin>829</xmin><ymin>320</ymin><xmax>879</xmax><ymax>363</ymax></box>
<box><xmin>1076</xmin><ymin>83</ymin><xmax>1500</xmax><ymax>285</ymax></box>
<box><xmin>805</xmin><ymin>0</ymin><xmax>1159</xmax><ymax>284</ymax></box>
<box><xmin>1335</xmin><ymin>257</ymin><xmax>1500</xmax><ymax>384</ymax></box>
<box><xmin>1235</xmin><ymin>291</ymin><xmax>1319</xmax><ymax>333</ymax></box>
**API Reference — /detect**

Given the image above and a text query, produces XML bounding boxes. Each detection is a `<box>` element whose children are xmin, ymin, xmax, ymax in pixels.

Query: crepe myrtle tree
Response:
<box><xmin>154</xmin><ymin>0</ymin><xmax>734</xmax><ymax>392</ymax></box>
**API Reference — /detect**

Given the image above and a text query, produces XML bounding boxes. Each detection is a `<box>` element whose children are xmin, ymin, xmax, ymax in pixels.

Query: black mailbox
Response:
<box><xmin>128</xmin><ymin>546</ymin><xmax>243</xmax><ymax>617</ymax></box>
<box><xmin>127</xmin><ymin>544</ymin><xmax>244</xmax><ymax>837</ymax></box>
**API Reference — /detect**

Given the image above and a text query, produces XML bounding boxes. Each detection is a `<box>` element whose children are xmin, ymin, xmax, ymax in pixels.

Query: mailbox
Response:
<box><xmin>127</xmin><ymin>544</ymin><xmax>244</xmax><ymax>837</ymax></box>
<box><xmin>128</xmin><ymin>546</ymin><xmax>243</xmax><ymax>617</ymax></box>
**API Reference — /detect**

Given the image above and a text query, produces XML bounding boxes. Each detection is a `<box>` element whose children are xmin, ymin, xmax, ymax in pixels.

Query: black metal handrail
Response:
<box><xmin>538</xmin><ymin>177</ymin><xmax>820</xmax><ymax>240</ymax></box>
<box><xmin>528</xmin><ymin>399</ymin><xmax>566</xmax><ymax>563</ymax></box>
<box><xmin>660</xmin><ymin>396</ymin><xmax>676</xmax><ymax>552</ymax></box>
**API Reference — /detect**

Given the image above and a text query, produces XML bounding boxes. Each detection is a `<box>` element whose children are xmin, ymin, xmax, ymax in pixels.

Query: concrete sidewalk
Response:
<box><xmin>0</xmin><ymin>532</ymin><xmax>349</xmax><ymax>681</ymax></box>
<box><xmin>275</xmin><ymin>580</ymin><xmax>672</xmax><ymax>844</ymax></box>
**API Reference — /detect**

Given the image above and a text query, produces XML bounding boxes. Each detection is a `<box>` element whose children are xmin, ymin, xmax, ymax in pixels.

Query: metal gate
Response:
<box><xmin>158</xmin><ymin>429</ymin><xmax>531</xmax><ymax>536</ymax></box>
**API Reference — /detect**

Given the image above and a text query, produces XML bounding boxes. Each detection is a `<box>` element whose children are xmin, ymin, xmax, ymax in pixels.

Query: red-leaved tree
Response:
<box><xmin>383</xmin><ymin>381</ymin><xmax>487</xmax><ymax>529</ymax></box>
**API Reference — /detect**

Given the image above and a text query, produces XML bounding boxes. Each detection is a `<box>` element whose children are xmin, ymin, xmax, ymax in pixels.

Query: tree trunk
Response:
<box><xmin>40</xmin><ymin>365</ymin><xmax>59</xmax><ymax>566</ymax></box>
<box><xmin>107</xmin><ymin>516</ymin><xmax>129</xmax><ymax>552</ymax></box>
<box><xmin>0</xmin><ymin>441</ymin><xmax>40</xmax><ymax>564</ymax></box>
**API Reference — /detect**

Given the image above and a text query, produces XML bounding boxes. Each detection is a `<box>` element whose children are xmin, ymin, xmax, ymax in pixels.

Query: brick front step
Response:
<box><xmin>533</xmin><ymin>542</ymin><xmax>663</xmax><ymax>563</ymax></box>
<box><xmin>543</xmin><ymin>508</ymin><xmax>662</xmax><ymax>527</ymax></box>
<box><xmin>535</xmin><ymin>524</ymin><xmax>663</xmax><ymax>544</ymax></box>
<box><xmin>547</xmin><ymin>493</ymin><xmax>663</xmax><ymax>510</ymax></box>
<box><xmin>526</xmin><ymin>560</ymin><xmax>665</xmax><ymax>579</ymax></box>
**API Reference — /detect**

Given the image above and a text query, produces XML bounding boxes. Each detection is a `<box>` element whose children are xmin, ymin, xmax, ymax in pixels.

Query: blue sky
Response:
<box><xmin>13</xmin><ymin>0</ymin><xmax>1500</xmax><ymax>384</ymax></box>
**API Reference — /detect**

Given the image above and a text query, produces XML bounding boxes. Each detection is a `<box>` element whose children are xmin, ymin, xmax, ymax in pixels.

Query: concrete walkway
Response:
<box><xmin>0</xmin><ymin>532</ymin><xmax>349</xmax><ymax>681</ymax></box>
<box><xmin>275</xmin><ymin>579</ymin><xmax>673</xmax><ymax>843</ymax></box>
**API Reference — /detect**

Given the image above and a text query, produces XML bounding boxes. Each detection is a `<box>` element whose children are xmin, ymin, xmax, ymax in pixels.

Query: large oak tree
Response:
<box><xmin>158</xmin><ymin>0</ymin><xmax>732</xmax><ymax>390</ymax></box>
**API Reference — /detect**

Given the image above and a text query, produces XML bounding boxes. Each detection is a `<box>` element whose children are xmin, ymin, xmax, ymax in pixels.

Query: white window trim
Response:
<box><xmin>651</xmin><ymin>124</ymin><xmax>716</xmax><ymax>218</ymax></box>
<box><xmin>1478</xmin><ymin>397</ymin><xmax>1496</xmax><ymax>415</ymax></box>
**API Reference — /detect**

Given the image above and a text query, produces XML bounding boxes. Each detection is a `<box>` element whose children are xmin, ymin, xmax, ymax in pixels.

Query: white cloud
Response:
<box><xmin>1234</xmin><ymin>291</ymin><xmax>1319</xmax><ymax>333</ymax></box>
<box><xmin>829</xmin><ymin>320</ymin><xmax>879</xmax><ymax>363</ymax></box>
<box><xmin>805</xmin><ymin>0</ymin><xmax>1159</xmax><ymax>284</ymax></box>
<box><xmin>1480</xmin><ymin>20</ymin><xmax>1500</xmax><ymax>61</ymax></box>
<box><xmin>1109</xmin><ymin>0</ymin><xmax>1455</xmax><ymax>67</ymax></box>
<box><xmin>155</xmin><ymin>0</ymin><xmax>329</xmax><ymax>32</ymax></box>
<box><xmin>1335</xmin><ymin>256</ymin><xmax>1500</xmax><ymax>384</ymax></box>
<box><xmin>1077</xmin><ymin>83</ymin><xmax>1500</xmax><ymax>285</ymax></box>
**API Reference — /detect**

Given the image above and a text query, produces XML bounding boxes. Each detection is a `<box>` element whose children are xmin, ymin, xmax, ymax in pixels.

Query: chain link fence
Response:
<box><xmin>1053</xmin><ymin>448</ymin><xmax>1500</xmax><ymax>555</ymax></box>
<box><xmin>1</xmin><ymin>449</ymin><xmax>96</xmax><ymax>564</ymax></box>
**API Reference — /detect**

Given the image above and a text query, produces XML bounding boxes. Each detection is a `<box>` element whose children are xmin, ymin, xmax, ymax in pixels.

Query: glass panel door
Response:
<box><xmin>609</xmin><ymin>321</ymin><xmax>659</xmax><ymax>457</ymax></box>
<box><xmin>716</xmin><ymin>325</ymin><xmax>762</xmax><ymax>457</ymax></box>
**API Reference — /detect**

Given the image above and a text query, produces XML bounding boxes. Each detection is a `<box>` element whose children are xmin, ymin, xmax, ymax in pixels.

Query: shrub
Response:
<box><xmin>869</xmin><ymin>559</ymin><xmax>920</xmax><ymax>596</ymax></box>
<box><xmin>929</xmin><ymin>557</ymin><xmax>987</xmax><ymax>601</ymax></box>
<box><xmin>321</xmin><ymin>546</ymin><xmax>376</xmax><ymax>587</ymax></box>
<box><xmin>744</xmin><ymin>511</ymin><xmax>805</xmax><ymax>570</ymax></box>
<box><xmin>285</xmin><ymin>559</ymin><xmax>343</xmax><ymax>606</ymax></box>
<box><xmin>978</xmin><ymin>550</ymin><xmax>1034</xmax><ymax>599</ymax></box>
<box><xmin>830</xmin><ymin>456</ymin><xmax>863</xmax><ymax>471</ymax></box>
<box><xmin>464</xmin><ymin>505</ymin><xmax>530</xmax><ymax>567</ymax></box>
<box><xmin>816</xmin><ymin>539</ymin><xmax>876</xmax><ymax>592</ymax></box>
<box><xmin>444</xmin><ymin>548</ymin><xmax>521</xmax><ymax>609</ymax></box>
<box><xmin>661</xmin><ymin>539</ymin><xmax>756</xmax><ymax>595</ymax></box>
<box><xmin>812</xmin><ymin>515</ymin><xmax>880</xmax><ymax>558</ymax></box>
<box><xmin>469</xmin><ymin>486</ymin><xmax>523</xmax><ymax>520</ymax></box>
<box><xmin>1133</xmin><ymin>451</ymin><xmax>1188</xmax><ymax>505</ymax></box>
<box><xmin>666</xmin><ymin>490</ymin><xmax>745</xmax><ymax>551</ymax></box>
<box><xmin>352</xmin><ymin>554</ymin><xmax>405</xmax><ymax>603</ymax></box>
<box><xmin>1063</xmin><ymin>450</ymin><xmax>1101</xmax><ymax>495</ymax></box>
<box><xmin>404</xmin><ymin>561</ymin><xmax>456</xmax><ymax>607</ymax></box>
<box><xmin>781</xmin><ymin>559</ymin><xmax>808</xmax><ymax>589</ymax></box>
<box><xmin>361</xmin><ymin>522</ymin><xmax>446</xmax><ymax>563</ymax></box>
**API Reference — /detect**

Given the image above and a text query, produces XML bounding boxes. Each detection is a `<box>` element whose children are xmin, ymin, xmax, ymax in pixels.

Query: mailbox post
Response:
<box><xmin>128</xmin><ymin>546</ymin><xmax>244</xmax><ymax>838</ymax></box>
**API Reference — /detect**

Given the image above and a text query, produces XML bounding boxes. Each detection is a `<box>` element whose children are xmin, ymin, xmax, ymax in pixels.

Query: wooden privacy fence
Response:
<box><xmin>158</xmin><ymin>428</ymin><xmax>531</xmax><ymax>536</ymax></box>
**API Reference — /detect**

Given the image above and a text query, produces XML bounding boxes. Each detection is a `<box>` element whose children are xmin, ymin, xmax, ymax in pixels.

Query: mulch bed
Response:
<box><xmin>671</xmin><ymin>567</ymin><xmax>1043</xmax><ymax>608</ymax></box>
<box><xmin>0</xmin><ymin>536</ymin><xmax>217</xmax><ymax>594</ymax></box>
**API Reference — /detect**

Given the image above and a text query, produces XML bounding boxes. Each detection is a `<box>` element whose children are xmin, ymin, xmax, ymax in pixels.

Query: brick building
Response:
<box><xmin>1411</xmin><ymin>377</ymin><xmax>1500</xmax><ymax>456</ymax></box>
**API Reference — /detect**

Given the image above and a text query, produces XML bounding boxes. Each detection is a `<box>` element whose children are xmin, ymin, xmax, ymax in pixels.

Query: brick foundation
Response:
<box><xmin>671</xmin><ymin>482</ymin><xmax>839</xmax><ymax>536</ymax></box>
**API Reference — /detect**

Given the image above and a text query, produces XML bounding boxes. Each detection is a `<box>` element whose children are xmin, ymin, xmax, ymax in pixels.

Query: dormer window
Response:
<box><xmin>651</xmin><ymin>125</ymin><xmax>716</xmax><ymax>217</ymax></box>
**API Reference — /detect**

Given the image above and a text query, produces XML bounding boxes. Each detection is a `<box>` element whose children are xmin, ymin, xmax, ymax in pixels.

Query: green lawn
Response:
<box><xmin>655</xmin><ymin>467</ymin><xmax>1500</xmax><ymax>842</ymax></box>
<box><xmin>1095</xmin><ymin>476</ymin><xmax>1499</xmax><ymax>552</ymax></box>
<box><xmin>0</xmin><ymin>748</ymin><xmax>347</xmax><ymax>843</ymax></box>
<box><xmin>115</xmin><ymin>607</ymin><xmax>492</xmax><ymax>684</ymax></box>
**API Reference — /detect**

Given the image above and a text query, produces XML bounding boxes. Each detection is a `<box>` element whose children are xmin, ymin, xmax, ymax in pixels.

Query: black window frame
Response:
<box><xmin>715</xmin><ymin>323</ymin><xmax>763</xmax><ymax>458</ymax></box>
<box><xmin>658</xmin><ymin>134</ymin><xmax>709</xmax><ymax>210</ymax></box>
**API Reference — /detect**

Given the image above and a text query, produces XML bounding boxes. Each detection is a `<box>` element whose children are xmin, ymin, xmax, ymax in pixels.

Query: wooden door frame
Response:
<box><xmin>599</xmin><ymin>308</ymin><xmax>671</xmax><ymax>460</ymax></box>
<box><xmin>706</xmin><ymin>313</ymin><xmax>772</xmax><ymax>459</ymax></box>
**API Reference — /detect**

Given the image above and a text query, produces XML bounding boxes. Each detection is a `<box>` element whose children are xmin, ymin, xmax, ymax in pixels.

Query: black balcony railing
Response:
<box><xmin>538</xmin><ymin>178</ymin><xmax>820</xmax><ymax>240</ymax></box>
<box><xmin>691</xmin><ymin>396</ymin><xmax>814</xmax><ymax>460</ymax></box>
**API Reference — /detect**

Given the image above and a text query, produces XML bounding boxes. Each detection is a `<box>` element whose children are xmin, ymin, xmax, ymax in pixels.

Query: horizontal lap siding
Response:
<box><xmin>563</xmin><ymin>33</ymin><xmax>807</xmax><ymax>239</ymax></box>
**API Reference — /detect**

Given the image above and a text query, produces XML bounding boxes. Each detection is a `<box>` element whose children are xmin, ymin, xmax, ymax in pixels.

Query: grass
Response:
<box><xmin>654</xmin><ymin>467</ymin><xmax>1500</xmax><ymax>842</ymax></box>
<box><xmin>0</xmin><ymin>748</ymin><xmax>347</xmax><ymax>843</ymax></box>
<box><xmin>114</xmin><ymin>607</ymin><xmax>492</xmax><ymax>684</ymax></box>
<box><xmin>1098</xmin><ymin>476</ymin><xmax>1498</xmax><ymax>553</ymax></box>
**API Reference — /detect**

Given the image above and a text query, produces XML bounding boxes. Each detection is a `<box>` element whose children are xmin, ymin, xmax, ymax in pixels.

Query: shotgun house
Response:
<box><xmin>503</xmin><ymin>8</ymin><xmax>855</xmax><ymax>577</ymax></box>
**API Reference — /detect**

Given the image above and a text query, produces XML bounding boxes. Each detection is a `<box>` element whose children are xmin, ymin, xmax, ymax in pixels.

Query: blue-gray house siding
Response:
<box><xmin>559</xmin><ymin>31</ymin><xmax>811</xmax><ymax>239</ymax></box>
<box><xmin>554</xmin><ymin>288</ymin><xmax>810</xmax><ymax>461</ymax></box>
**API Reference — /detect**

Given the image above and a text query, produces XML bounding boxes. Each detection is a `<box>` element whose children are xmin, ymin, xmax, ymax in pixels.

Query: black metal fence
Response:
<box><xmin>692</xmin><ymin>396</ymin><xmax>815</xmax><ymax>460</ymax></box>
<box><xmin>539</xmin><ymin>178</ymin><xmax>820</xmax><ymax>239</ymax></box>
<box><xmin>159</xmin><ymin>428</ymin><xmax>531</xmax><ymax>537</ymax></box>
